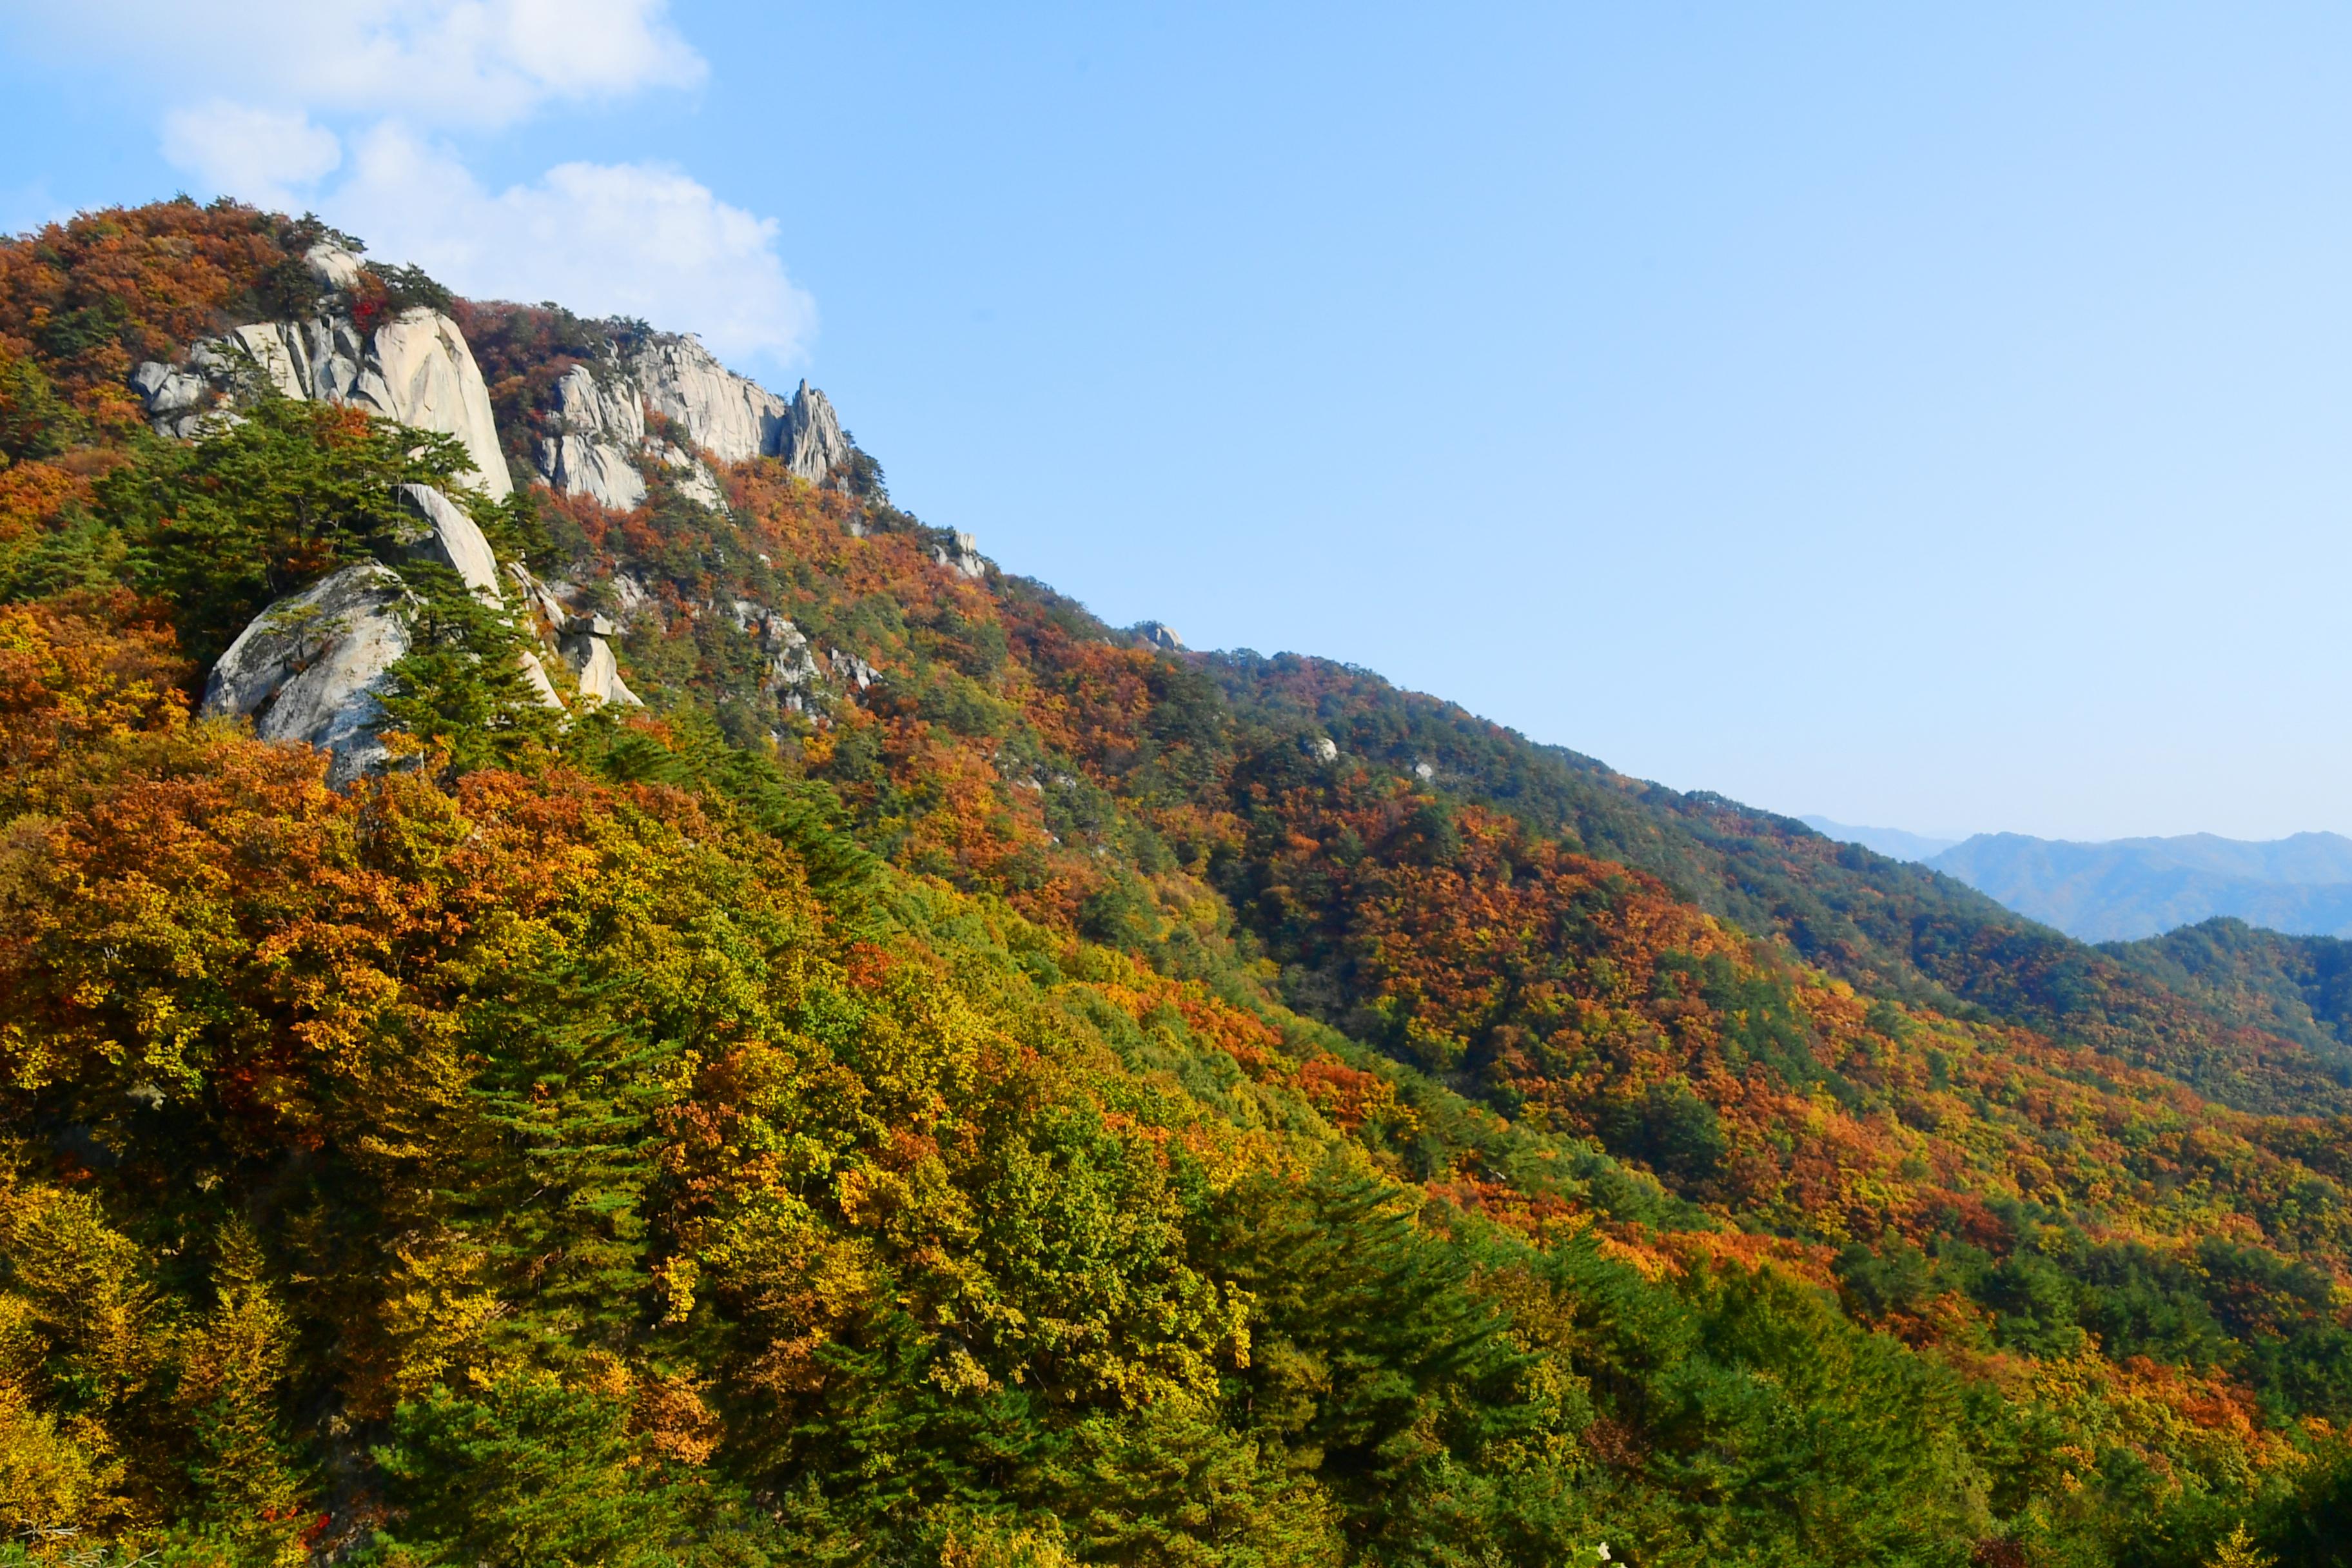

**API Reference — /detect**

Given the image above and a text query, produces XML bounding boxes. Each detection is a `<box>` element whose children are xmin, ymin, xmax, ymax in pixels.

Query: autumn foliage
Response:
<box><xmin>0</xmin><ymin>199</ymin><xmax>2347</xmax><ymax>1565</ymax></box>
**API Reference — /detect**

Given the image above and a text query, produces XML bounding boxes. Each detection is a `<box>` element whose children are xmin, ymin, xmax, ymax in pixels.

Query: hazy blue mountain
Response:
<box><xmin>1926</xmin><ymin>831</ymin><xmax>2352</xmax><ymax>942</ymax></box>
<box><xmin>1799</xmin><ymin>816</ymin><xmax>1962</xmax><ymax>863</ymax></box>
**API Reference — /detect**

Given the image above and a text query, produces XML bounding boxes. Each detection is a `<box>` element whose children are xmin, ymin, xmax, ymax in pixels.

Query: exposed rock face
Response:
<box><xmin>508</xmin><ymin>562</ymin><xmax>570</xmax><ymax>633</ymax></box>
<box><xmin>828</xmin><ymin>649</ymin><xmax>877</xmax><ymax>691</ymax></box>
<box><xmin>395</xmin><ymin>484</ymin><xmax>502</xmax><ymax>603</ymax></box>
<box><xmin>785</xmin><ymin>381</ymin><xmax>850</xmax><ymax>482</ymax></box>
<box><xmin>654</xmin><ymin>442</ymin><xmax>729</xmax><ymax>510</ymax></box>
<box><xmin>135</xmin><ymin>308</ymin><xmax>512</xmax><ymax>500</ymax></box>
<box><xmin>609</xmin><ymin>573</ymin><xmax>654</xmax><ymax>625</ymax></box>
<box><xmin>530</xmin><ymin>338</ymin><xmax>850</xmax><ymax>509</ymax></box>
<box><xmin>518</xmin><ymin>651</ymin><xmax>564</xmax><ymax>709</ymax></box>
<box><xmin>539</xmin><ymin>364</ymin><xmax>649</xmax><ymax>511</ymax></box>
<box><xmin>628</xmin><ymin>335</ymin><xmax>789</xmax><ymax>466</ymax></box>
<box><xmin>731</xmin><ymin>601</ymin><xmax>825</xmax><ymax>710</ymax></box>
<box><xmin>201</xmin><ymin>562</ymin><xmax>413</xmax><ymax>784</ymax></box>
<box><xmin>1306</xmin><ymin>735</ymin><xmax>1339</xmax><ymax>763</ymax></box>
<box><xmin>560</xmin><ymin>614</ymin><xmax>642</xmax><ymax>708</ymax></box>
<box><xmin>932</xmin><ymin>531</ymin><xmax>986</xmax><ymax>581</ymax></box>
<box><xmin>1135</xmin><ymin>622</ymin><xmax>1184</xmax><ymax>652</ymax></box>
<box><xmin>129</xmin><ymin>360</ymin><xmax>210</xmax><ymax>430</ymax></box>
<box><xmin>353</xmin><ymin>311</ymin><xmax>511</xmax><ymax>500</ymax></box>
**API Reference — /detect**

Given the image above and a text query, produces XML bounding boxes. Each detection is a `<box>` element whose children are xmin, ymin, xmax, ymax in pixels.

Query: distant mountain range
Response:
<box><xmin>1803</xmin><ymin>818</ymin><xmax>2352</xmax><ymax>942</ymax></box>
<box><xmin>1799</xmin><ymin>816</ymin><xmax>1961</xmax><ymax>863</ymax></box>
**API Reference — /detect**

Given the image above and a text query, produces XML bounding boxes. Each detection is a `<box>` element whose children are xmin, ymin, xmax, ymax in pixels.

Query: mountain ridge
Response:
<box><xmin>1808</xmin><ymin>815</ymin><xmax>2352</xmax><ymax>942</ymax></box>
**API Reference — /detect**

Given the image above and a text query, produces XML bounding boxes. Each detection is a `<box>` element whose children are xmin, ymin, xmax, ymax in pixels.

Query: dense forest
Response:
<box><xmin>0</xmin><ymin>198</ymin><xmax>2347</xmax><ymax>1565</ymax></box>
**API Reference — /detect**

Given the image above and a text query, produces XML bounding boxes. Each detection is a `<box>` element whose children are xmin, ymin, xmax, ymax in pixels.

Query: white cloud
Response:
<box><xmin>23</xmin><ymin>0</ymin><xmax>705</xmax><ymax>129</ymax></box>
<box><xmin>331</xmin><ymin>126</ymin><xmax>816</xmax><ymax>366</ymax></box>
<box><xmin>161</xmin><ymin>103</ymin><xmax>342</xmax><ymax>209</ymax></box>
<box><xmin>8</xmin><ymin>0</ymin><xmax>814</xmax><ymax>372</ymax></box>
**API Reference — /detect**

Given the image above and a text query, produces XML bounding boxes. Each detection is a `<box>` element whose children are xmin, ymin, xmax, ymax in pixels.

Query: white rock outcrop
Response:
<box><xmin>560</xmin><ymin>612</ymin><xmax>642</xmax><ymax>709</ymax></box>
<box><xmin>530</xmin><ymin>338</ymin><xmax>852</xmax><ymax>509</ymax></box>
<box><xmin>518</xmin><ymin>651</ymin><xmax>564</xmax><ymax>709</ymax></box>
<box><xmin>828</xmin><ymin>649</ymin><xmax>877</xmax><ymax>691</ymax></box>
<box><xmin>932</xmin><ymin>531</ymin><xmax>986</xmax><ymax>581</ymax></box>
<box><xmin>362</xmin><ymin>311</ymin><xmax>511</xmax><ymax>500</ymax></box>
<box><xmin>137</xmin><ymin>308</ymin><xmax>511</xmax><ymax>501</ymax></box>
<box><xmin>395</xmin><ymin>484</ymin><xmax>502</xmax><ymax>603</ymax></box>
<box><xmin>784</xmin><ymin>381</ymin><xmax>850</xmax><ymax>483</ymax></box>
<box><xmin>730</xmin><ymin>602</ymin><xmax>825</xmax><ymax>710</ymax></box>
<box><xmin>1135</xmin><ymin>622</ymin><xmax>1185</xmax><ymax>652</ymax></box>
<box><xmin>539</xmin><ymin>364</ymin><xmax>649</xmax><ymax>511</ymax></box>
<box><xmin>508</xmin><ymin>562</ymin><xmax>570</xmax><ymax>633</ymax></box>
<box><xmin>303</xmin><ymin>242</ymin><xmax>364</xmax><ymax>291</ymax></box>
<box><xmin>662</xmin><ymin>446</ymin><xmax>729</xmax><ymax>510</ymax></box>
<box><xmin>628</xmin><ymin>335</ymin><xmax>789</xmax><ymax>464</ymax></box>
<box><xmin>201</xmin><ymin>562</ymin><xmax>413</xmax><ymax>784</ymax></box>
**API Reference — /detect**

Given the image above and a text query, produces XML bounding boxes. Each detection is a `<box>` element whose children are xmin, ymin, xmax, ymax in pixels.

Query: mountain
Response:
<box><xmin>3</xmin><ymin>199</ymin><xmax>2350</xmax><ymax>1564</ymax></box>
<box><xmin>2108</xmin><ymin>917</ymin><xmax>2352</xmax><ymax>1063</ymax></box>
<box><xmin>1927</xmin><ymin>830</ymin><xmax>2352</xmax><ymax>942</ymax></box>
<box><xmin>1799</xmin><ymin>815</ymin><xmax>1961</xmax><ymax>863</ymax></box>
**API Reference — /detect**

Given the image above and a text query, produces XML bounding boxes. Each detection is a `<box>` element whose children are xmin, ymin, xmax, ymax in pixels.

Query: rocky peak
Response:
<box><xmin>786</xmin><ymin>381</ymin><xmax>851</xmax><ymax>483</ymax></box>
<box><xmin>531</xmin><ymin>341</ymin><xmax>850</xmax><ymax>513</ymax></box>
<box><xmin>627</xmin><ymin>334</ymin><xmax>788</xmax><ymax>466</ymax></box>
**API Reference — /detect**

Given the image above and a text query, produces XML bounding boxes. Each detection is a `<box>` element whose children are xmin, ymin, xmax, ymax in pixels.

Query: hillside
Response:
<box><xmin>2107</xmin><ymin>919</ymin><xmax>2352</xmax><ymax>1063</ymax></box>
<box><xmin>1</xmin><ymin>199</ymin><xmax>2349</xmax><ymax>1566</ymax></box>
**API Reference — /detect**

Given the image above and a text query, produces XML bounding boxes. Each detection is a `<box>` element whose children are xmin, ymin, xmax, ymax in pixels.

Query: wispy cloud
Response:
<box><xmin>24</xmin><ymin>0</ymin><xmax>707</xmax><ymax>129</ymax></box>
<box><xmin>340</xmin><ymin>128</ymin><xmax>816</xmax><ymax>362</ymax></box>
<box><xmin>160</xmin><ymin>103</ymin><xmax>344</xmax><ymax>212</ymax></box>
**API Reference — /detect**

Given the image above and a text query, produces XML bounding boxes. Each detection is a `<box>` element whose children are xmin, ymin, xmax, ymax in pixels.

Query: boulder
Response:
<box><xmin>130</xmin><ymin>360</ymin><xmax>211</xmax><ymax>435</ymax></box>
<box><xmin>303</xmin><ymin>242</ymin><xmax>364</xmax><ymax>291</ymax></box>
<box><xmin>1135</xmin><ymin>622</ymin><xmax>1185</xmax><ymax>652</ymax></box>
<box><xmin>756</xmin><ymin>614</ymin><xmax>823</xmax><ymax>708</ymax></box>
<box><xmin>828</xmin><ymin>649</ymin><xmax>877</xmax><ymax>691</ymax></box>
<box><xmin>560</xmin><ymin>629</ymin><xmax>642</xmax><ymax>707</ymax></box>
<box><xmin>395</xmin><ymin>484</ymin><xmax>502</xmax><ymax>603</ymax></box>
<box><xmin>201</xmin><ymin>562</ymin><xmax>413</xmax><ymax>784</ymax></box>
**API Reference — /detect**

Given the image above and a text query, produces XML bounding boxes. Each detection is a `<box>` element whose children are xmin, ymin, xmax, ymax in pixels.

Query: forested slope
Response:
<box><xmin>0</xmin><ymin>198</ymin><xmax>2347</xmax><ymax>1567</ymax></box>
<box><xmin>1211</xmin><ymin>656</ymin><xmax>2352</xmax><ymax>1113</ymax></box>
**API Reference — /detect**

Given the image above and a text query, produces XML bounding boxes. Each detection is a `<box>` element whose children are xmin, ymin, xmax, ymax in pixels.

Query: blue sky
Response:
<box><xmin>6</xmin><ymin>2</ymin><xmax>2352</xmax><ymax>841</ymax></box>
